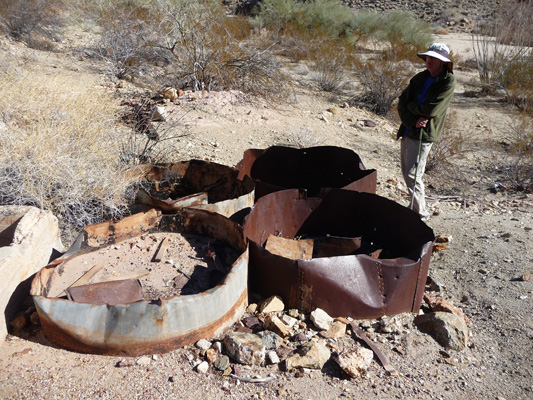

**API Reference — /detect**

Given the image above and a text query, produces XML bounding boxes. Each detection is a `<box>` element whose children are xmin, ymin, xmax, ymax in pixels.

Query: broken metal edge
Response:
<box><xmin>30</xmin><ymin>208</ymin><xmax>249</xmax><ymax>356</ymax></box>
<box><xmin>134</xmin><ymin>160</ymin><xmax>255</xmax><ymax>218</ymax></box>
<box><xmin>235</xmin><ymin>146</ymin><xmax>377</xmax><ymax>199</ymax></box>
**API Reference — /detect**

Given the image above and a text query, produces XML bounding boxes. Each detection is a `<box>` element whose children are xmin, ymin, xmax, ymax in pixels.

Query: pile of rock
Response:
<box><xmin>177</xmin><ymin>291</ymin><xmax>470</xmax><ymax>381</ymax></box>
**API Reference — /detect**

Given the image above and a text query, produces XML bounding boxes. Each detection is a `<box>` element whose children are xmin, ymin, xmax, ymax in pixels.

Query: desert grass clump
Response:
<box><xmin>0</xmin><ymin>68</ymin><xmax>137</xmax><ymax>238</ymax></box>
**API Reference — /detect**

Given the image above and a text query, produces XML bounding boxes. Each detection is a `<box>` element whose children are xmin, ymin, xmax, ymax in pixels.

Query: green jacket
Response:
<box><xmin>397</xmin><ymin>69</ymin><xmax>456</xmax><ymax>142</ymax></box>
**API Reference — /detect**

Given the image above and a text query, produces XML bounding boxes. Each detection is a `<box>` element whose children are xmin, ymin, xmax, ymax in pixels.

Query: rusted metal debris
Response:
<box><xmin>133</xmin><ymin>159</ymin><xmax>255</xmax><ymax>218</ymax></box>
<box><xmin>31</xmin><ymin>208</ymin><xmax>249</xmax><ymax>356</ymax></box>
<box><xmin>243</xmin><ymin>188</ymin><xmax>435</xmax><ymax>320</ymax></box>
<box><xmin>236</xmin><ymin>146</ymin><xmax>377</xmax><ymax>199</ymax></box>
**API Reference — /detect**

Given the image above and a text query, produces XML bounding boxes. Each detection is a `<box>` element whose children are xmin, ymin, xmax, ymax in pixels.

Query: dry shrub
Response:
<box><xmin>154</xmin><ymin>0</ymin><xmax>287</xmax><ymax>98</ymax></box>
<box><xmin>500</xmin><ymin>112</ymin><xmax>533</xmax><ymax>191</ymax></box>
<box><xmin>306</xmin><ymin>33</ymin><xmax>354</xmax><ymax>93</ymax></box>
<box><xmin>119</xmin><ymin>94</ymin><xmax>190</xmax><ymax>165</ymax></box>
<box><xmin>426</xmin><ymin>111</ymin><xmax>466</xmax><ymax>173</ymax></box>
<box><xmin>472</xmin><ymin>1</ymin><xmax>532</xmax><ymax>109</ymax></box>
<box><xmin>0</xmin><ymin>0</ymin><xmax>63</xmax><ymax>42</ymax></box>
<box><xmin>90</xmin><ymin>2</ymin><xmax>159</xmax><ymax>80</ymax></box>
<box><xmin>354</xmin><ymin>48</ymin><xmax>415</xmax><ymax>116</ymax></box>
<box><xmin>0</xmin><ymin>67</ymin><xmax>137</xmax><ymax>238</ymax></box>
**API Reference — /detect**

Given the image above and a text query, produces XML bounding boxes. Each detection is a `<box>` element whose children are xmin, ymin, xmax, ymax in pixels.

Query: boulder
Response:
<box><xmin>0</xmin><ymin>206</ymin><xmax>63</xmax><ymax>346</ymax></box>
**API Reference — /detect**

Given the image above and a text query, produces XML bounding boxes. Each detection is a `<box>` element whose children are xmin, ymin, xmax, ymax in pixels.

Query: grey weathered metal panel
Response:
<box><xmin>31</xmin><ymin>208</ymin><xmax>248</xmax><ymax>356</ymax></box>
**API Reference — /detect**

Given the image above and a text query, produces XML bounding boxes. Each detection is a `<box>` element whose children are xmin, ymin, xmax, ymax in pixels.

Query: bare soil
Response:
<box><xmin>46</xmin><ymin>232</ymin><xmax>238</xmax><ymax>301</ymax></box>
<box><xmin>1</xmin><ymin>18</ymin><xmax>532</xmax><ymax>400</ymax></box>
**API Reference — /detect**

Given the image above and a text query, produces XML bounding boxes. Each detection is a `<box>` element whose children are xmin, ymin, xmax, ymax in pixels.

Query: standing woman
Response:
<box><xmin>397</xmin><ymin>43</ymin><xmax>456</xmax><ymax>219</ymax></box>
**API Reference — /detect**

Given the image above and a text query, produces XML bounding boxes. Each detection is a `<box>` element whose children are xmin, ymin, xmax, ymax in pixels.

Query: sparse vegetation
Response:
<box><xmin>0</xmin><ymin>0</ymin><xmax>63</xmax><ymax>43</ymax></box>
<box><xmin>353</xmin><ymin>49</ymin><xmax>415</xmax><ymax>116</ymax></box>
<box><xmin>0</xmin><ymin>67</ymin><xmax>137</xmax><ymax>239</ymax></box>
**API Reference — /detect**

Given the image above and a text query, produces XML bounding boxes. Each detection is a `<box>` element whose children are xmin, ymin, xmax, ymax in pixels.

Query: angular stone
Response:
<box><xmin>415</xmin><ymin>312</ymin><xmax>468</xmax><ymax>351</ymax></box>
<box><xmin>257</xmin><ymin>330</ymin><xmax>283</xmax><ymax>350</ymax></box>
<box><xmin>259</xmin><ymin>295</ymin><xmax>285</xmax><ymax>313</ymax></box>
<box><xmin>0</xmin><ymin>206</ymin><xmax>64</xmax><ymax>346</ymax></box>
<box><xmin>281</xmin><ymin>314</ymin><xmax>298</xmax><ymax>329</ymax></box>
<box><xmin>379</xmin><ymin>315</ymin><xmax>404</xmax><ymax>334</ymax></box>
<box><xmin>136</xmin><ymin>356</ymin><xmax>151</xmax><ymax>366</ymax></box>
<box><xmin>310</xmin><ymin>308</ymin><xmax>333</xmax><ymax>331</ymax></box>
<box><xmin>333</xmin><ymin>347</ymin><xmax>374</xmax><ymax>377</ymax></box>
<box><xmin>424</xmin><ymin>294</ymin><xmax>469</xmax><ymax>323</ymax></box>
<box><xmin>206</xmin><ymin>348</ymin><xmax>218</xmax><ymax>364</ymax></box>
<box><xmin>163</xmin><ymin>87</ymin><xmax>178</xmax><ymax>101</ymax></box>
<box><xmin>324</xmin><ymin>321</ymin><xmax>346</xmax><ymax>338</ymax></box>
<box><xmin>224</xmin><ymin>332</ymin><xmax>265</xmax><ymax>365</ymax></box>
<box><xmin>196</xmin><ymin>339</ymin><xmax>211</xmax><ymax>350</ymax></box>
<box><xmin>263</xmin><ymin>314</ymin><xmax>291</xmax><ymax>338</ymax></box>
<box><xmin>242</xmin><ymin>316</ymin><xmax>261</xmax><ymax>329</ymax></box>
<box><xmin>285</xmin><ymin>341</ymin><xmax>330</xmax><ymax>370</ymax></box>
<box><xmin>151</xmin><ymin>105</ymin><xmax>168</xmax><ymax>121</ymax></box>
<box><xmin>213</xmin><ymin>355</ymin><xmax>230</xmax><ymax>371</ymax></box>
<box><xmin>196</xmin><ymin>361</ymin><xmax>209</xmax><ymax>373</ymax></box>
<box><xmin>266</xmin><ymin>350</ymin><xmax>280</xmax><ymax>365</ymax></box>
<box><xmin>246</xmin><ymin>303</ymin><xmax>258</xmax><ymax>314</ymax></box>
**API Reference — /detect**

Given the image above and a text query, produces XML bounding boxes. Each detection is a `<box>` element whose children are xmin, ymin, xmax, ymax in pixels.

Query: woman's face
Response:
<box><xmin>426</xmin><ymin>56</ymin><xmax>445</xmax><ymax>77</ymax></box>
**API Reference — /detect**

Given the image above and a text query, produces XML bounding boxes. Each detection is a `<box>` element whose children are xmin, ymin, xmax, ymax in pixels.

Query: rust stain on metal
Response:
<box><xmin>243</xmin><ymin>189</ymin><xmax>435</xmax><ymax>319</ymax></box>
<box><xmin>31</xmin><ymin>208</ymin><xmax>248</xmax><ymax>356</ymax></box>
<box><xmin>66</xmin><ymin>279</ymin><xmax>143</xmax><ymax>306</ymax></box>
<box><xmin>265</xmin><ymin>234</ymin><xmax>314</xmax><ymax>260</ymax></box>
<box><xmin>236</xmin><ymin>146</ymin><xmax>377</xmax><ymax>199</ymax></box>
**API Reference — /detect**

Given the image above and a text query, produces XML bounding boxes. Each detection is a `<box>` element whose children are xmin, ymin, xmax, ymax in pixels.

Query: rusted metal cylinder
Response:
<box><xmin>133</xmin><ymin>159</ymin><xmax>255</xmax><ymax>218</ymax></box>
<box><xmin>236</xmin><ymin>146</ymin><xmax>377</xmax><ymax>199</ymax></box>
<box><xmin>243</xmin><ymin>189</ymin><xmax>435</xmax><ymax>319</ymax></box>
<box><xmin>31</xmin><ymin>208</ymin><xmax>248</xmax><ymax>356</ymax></box>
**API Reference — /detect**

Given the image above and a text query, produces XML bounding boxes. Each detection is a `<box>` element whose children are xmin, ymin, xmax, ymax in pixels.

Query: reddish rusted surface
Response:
<box><xmin>134</xmin><ymin>159</ymin><xmax>255</xmax><ymax>218</ymax></box>
<box><xmin>31</xmin><ymin>208</ymin><xmax>248</xmax><ymax>356</ymax></box>
<box><xmin>243</xmin><ymin>189</ymin><xmax>435</xmax><ymax>319</ymax></box>
<box><xmin>65</xmin><ymin>279</ymin><xmax>143</xmax><ymax>306</ymax></box>
<box><xmin>236</xmin><ymin>146</ymin><xmax>377</xmax><ymax>199</ymax></box>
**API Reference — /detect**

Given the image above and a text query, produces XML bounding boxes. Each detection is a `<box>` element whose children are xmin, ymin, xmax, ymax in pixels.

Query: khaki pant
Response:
<box><xmin>401</xmin><ymin>136</ymin><xmax>433</xmax><ymax>218</ymax></box>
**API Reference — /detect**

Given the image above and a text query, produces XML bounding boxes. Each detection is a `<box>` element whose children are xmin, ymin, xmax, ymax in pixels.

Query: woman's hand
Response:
<box><xmin>416</xmin><ymin>117</ymin><xmax>429</xmax><ymax>128</ymax></box>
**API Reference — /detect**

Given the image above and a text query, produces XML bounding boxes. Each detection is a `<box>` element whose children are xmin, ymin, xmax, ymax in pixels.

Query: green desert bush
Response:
<box><xmin>0</xmin><ymin>67</ymin><xmax>138</xmax><ymax>237</ymax></box>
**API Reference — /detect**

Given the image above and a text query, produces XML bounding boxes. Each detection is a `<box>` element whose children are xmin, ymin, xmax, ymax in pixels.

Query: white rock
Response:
<box><xmin>151</xmin><ymin>105</ymin><xmax>168</xmax><ymax>121</ymax></box>
<box><xmin>266</xmin><ymin>351</ymin><xmax>280</xmax><ymax>364</ymax></box>
<box><xmin>196</xmin><ymin>339</ymin><xmax>212</xmax><ymax>350</ymax></box>
<box><xmin>0</xmin><ymin>206</ymin><xmax>64</xmax><ymax>345</ymax></box>
<box><xmin>196</xmin><ymin>361</ymin><xmax>209</xmax><ymax>374</ymax></box>
<box><xmin>136</xmin><ymin>356</ymin><xmax>151</xmax><ymax>366</ymax></box>
<box><xmin>310</xmin><ymin>308</ymin><xmax>334</xmax><ymax>331</ymax></box>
